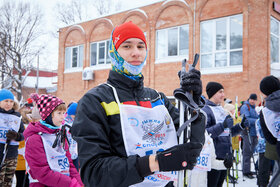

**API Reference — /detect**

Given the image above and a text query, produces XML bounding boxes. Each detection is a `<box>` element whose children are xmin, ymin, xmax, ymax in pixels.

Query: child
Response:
<box><xmin>24</xmin><ymin>93</ymin><xmax>83</xmax><ymax>187</ymax></box>
<box><xmin>0</xmin><ymin>89</ymin><xmax>25</xmax><ymax>186</ymax></box>
<box><xmin>16</xmin><ymin>105</ymin><xmax>32</xmax><ymax>187</ymax></box>
<box><xmin>64</xmin><ymin>102</ymin><xmax>79</xmax><ymax>171</ymax></box>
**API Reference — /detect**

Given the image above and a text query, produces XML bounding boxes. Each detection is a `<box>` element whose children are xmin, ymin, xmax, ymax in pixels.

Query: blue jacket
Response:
<box><xmin>240</xmin><ymin>101</ymin><xmax>258</xmax><ymax>136</ymax></box>
<box><xmin>202</xmin><ymin>100</ymin><xmax>243</xmax><ymax>159</ymax></box>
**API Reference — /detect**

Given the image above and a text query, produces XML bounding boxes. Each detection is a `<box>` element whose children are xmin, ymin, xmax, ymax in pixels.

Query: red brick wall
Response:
<box><xmin>57</xmin><ymin>0</ymin><xmax>279</xmax><ymax>105</ymax></box>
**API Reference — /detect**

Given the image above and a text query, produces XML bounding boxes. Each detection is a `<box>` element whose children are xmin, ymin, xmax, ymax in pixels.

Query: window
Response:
<box><xmin>271</xmin><ymin>17</ymin><xmax>280</xmax><ymax>64</ymax></box>
<box><xmin>65</xmin><ymin>45</ymin><xmax>84</xmax><ymax>70</ymax></box>
<box><xmin>90</xmin><ymin>40</ymin><xmax>110</xmax><ymax>66</ymax></box>
<box><xmin>156</xmin><ymin>25</ymin><xmax>189</xmax><ymax>62</ymax></box>
<box><xmin>200</xmin><ymin>14</ymin><xmax>243</xmax><ymax>73</ymax></box>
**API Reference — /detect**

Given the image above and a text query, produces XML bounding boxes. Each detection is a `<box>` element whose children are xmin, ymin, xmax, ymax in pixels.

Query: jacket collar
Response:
<box><xmin>107</xmin><ymin>70</ymin><xmax>144</xmax><ymax>91</ymax></box>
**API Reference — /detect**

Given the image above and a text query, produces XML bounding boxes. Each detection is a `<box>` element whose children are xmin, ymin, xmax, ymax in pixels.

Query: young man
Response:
<box><xmin>202</xmin><ymin>82</ymin><xmax>247</xmax><ymax>187</ymax></box>
<box><xmin>71</xmin><ymin>21</ymin><xmax>205</xmax><ymax>187</ymax></box>
<box><xmin>240</xmin><ymin>93</ymin><xmax>259</xmax><ymax>178</ymax></box>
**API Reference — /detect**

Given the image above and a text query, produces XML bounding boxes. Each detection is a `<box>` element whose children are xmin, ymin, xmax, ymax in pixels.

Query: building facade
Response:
<box><xmin>57</xmin><ymin>0</ymin><xmax>280</xmax><ymax>105</ymax></box>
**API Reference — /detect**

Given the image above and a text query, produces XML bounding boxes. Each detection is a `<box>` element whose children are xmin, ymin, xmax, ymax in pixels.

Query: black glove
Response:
<box><xmin>178</xmin><ymin>69</ymin><xmax>202</xmax><ymax>103</ymax></box>
<box><xmin>223</xmin><ymin>153</ymin><xmax>233</xmax><ymax>169</ymax></box>
<box><xmin>240</xmin><ymin>118</ymin><xmax>249</xmax><ymax>129</ymax></box>
<box><xmin>156</xmin><ymin>142</ymin><xmax>202</xmax><ymax>171</ymax></box>
<box><xmin>223</xmin><ymin>115</ymin><xmax>234</xmax><ymax>129</ymax></box>
<box><xmin>6</xmin><ymin>130</ymin><xmax>19</xmax><ymax>140</ymax></box>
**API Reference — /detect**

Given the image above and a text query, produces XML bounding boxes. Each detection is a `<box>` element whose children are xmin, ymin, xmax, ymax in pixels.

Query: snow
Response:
<box><xmin>162</xmin><ymin>0</ymin><xmax>190</xmax><ymax>7</ymax></box>
<box><xmin>222</xmin><ymin>160</ymin><xmax>257</xmax><ymax>187</ymax></box>
<box><xmin>126</xmin><ymin>9</ymin><xmax>148</xmax><ymax>19</ymax></box>
<box><xmin>23</xmin><ymin>76</ymin><xmax>57</xmax><ymax>89</ymax></box>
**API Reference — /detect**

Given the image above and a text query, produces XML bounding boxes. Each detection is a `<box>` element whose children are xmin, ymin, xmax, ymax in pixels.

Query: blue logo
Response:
<box><xmin>128</xmin><ymin>117</ymin><xmax>139</xmax><ymax>127</ymax></box>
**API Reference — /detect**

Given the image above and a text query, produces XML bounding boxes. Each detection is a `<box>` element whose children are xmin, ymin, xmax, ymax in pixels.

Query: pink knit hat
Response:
<box><xmin>30</xmin><ymin>93</ymin><xmax>64</xmax><ymax>120</ymax></box>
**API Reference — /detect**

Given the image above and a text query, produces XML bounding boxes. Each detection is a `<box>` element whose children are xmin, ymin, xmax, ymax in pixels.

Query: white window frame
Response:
<box><xmin>271</xmin><ymin>16</ymin><xmax>280</xmax><ymax>64</ymax></box>
<box><xmin>64</xmin><ymin>45</ymin><xmax>84</xmax><ymax>73</ymax></box>
<box><xmin>90</xmin><ymin>39</ymin><xmax>111</xmax><ymax>70</ymax></box>
<box><xmin>155</xmin><ymin>24</ymin><xmax>189</xmax><ymax>64</ymax></box>
<box><xmin>200</xmin><ymin>14</ymin><xmax>243</xmax><ymax>74</ymax></box>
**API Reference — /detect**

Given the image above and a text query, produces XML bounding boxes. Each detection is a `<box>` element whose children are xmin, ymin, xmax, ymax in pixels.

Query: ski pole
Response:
<box><xmin>241</xmin><ymin>115</ymin><xmax>258</xmax><ymax>176</ymax></box>
<box><xmin>229</xmin><ymin>128</ymin><xmax>235</xmax><ymax>187</ymax></box>
<box><xmin>234</xmin><ymin>96</ymin><xmax>239</xmax><ymax>180</ymax></box>
<box><xmin>0</xmin><ymin>139</ymin><xmax>10</xmax><ymax>170</ymax></box>
<box><xmin>177</xmin><ymin>59</ymin><xmax>187</xmax><ymax>187</ymax></box>
<box><xmin>246</xmin><ymin>127</ymin><xmax>258</xmax><ymax>176</ymax></box>
<box><xmin>235</xmin><ymin>150</ymin><xmax>239</xmax><ymax>180</ymax></box>
<box><xmin>177</xmin><ymin>54</ymin><xmax>199</xmax><ymax>187</ymax></box>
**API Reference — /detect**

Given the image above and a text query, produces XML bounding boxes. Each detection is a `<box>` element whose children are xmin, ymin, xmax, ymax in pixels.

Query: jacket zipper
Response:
<box><xmin>133</xmin><ymin>88</ymin><xmax>141</xmax><ymax>106</ymax></box>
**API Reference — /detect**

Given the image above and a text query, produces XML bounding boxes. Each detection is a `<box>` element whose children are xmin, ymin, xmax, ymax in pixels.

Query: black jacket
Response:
<box><xmin>0</xmin><ymin>108</ymin><xmax>24</xmax><ymax>160</ymax></box>
<box><xmin>259</xmin><ymin>89</ymin><xmax>280</xmax><ymax>158</ymax></box>
<box><xmin>72</xmin><ymin>70</ymin><xmax>179</xmax><ymax>187</ymax></box>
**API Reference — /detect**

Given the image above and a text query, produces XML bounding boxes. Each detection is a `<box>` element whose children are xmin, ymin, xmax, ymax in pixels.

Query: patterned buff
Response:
<box><xmin>109</xmin><ymin>30</ymin><xmax>147</xmax><ymax>81</ymax></box>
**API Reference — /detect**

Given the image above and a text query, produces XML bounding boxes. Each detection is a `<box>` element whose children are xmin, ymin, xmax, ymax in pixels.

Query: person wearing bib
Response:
<box><xmin>71</xmin><ymin>21</ymin><xmax>205</xmax><ymax>187</ymax></box>
<box><xmin>202</xmin><ymin>82</ymin><xmax>246</xmax><ymax>187</ymax></box>
<box><xmin>0</xmin><ymin>89</ymin><xmax>25</xmax><ymax>186</ymax></box>
<box><xmin>259</xmin><ymin>75</ymin><xmax>280</xmax><ymax>187</ymax></box>
<box><xmin>187</xmin><ymin>131</ymin><xmax>233</xmax><ymax>187</ymax></box>
<box><xmin>63</xmin><ymin>102</ymin><xmax>79</xmax><ymax>171</ymax></box>
<box><xmin>23</xmin><ymin>94</ymin><xmax>83</xmax><ymax>187</ymax></box>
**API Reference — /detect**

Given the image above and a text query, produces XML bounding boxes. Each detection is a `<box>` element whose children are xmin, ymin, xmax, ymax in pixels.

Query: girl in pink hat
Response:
<box><xmin>24</xmin><ymin>93</ymin><xmax>83</xmax><ymax>187</ymax></box>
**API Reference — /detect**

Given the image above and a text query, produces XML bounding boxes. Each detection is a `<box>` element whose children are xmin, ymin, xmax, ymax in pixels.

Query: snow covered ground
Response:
<box><xmin>222</xmin><ymin>162</ymin><xmax>257</xmax><ymax>187</ymax></box>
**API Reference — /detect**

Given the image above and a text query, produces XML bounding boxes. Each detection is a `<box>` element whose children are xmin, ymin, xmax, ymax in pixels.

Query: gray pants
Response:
<box><xmin>242</xmin><ymin>133</ymin><xmax>258</xmax><ymax>174</ymax></box>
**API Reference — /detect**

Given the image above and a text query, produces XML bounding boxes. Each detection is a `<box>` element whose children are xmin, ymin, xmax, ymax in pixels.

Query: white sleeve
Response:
<box><xmin>210</xmin><ymin>137</ymin><xmax>226</xmax><ymax>170</ymax></box>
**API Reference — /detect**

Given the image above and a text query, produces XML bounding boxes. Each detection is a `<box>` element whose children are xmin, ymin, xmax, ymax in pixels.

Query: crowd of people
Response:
<box><xmin>0</xmin><ymin>21</ymin><xmax>279</xmax><ymax>187</ymax></box>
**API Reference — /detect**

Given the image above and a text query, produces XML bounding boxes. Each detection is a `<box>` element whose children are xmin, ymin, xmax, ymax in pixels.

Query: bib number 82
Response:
<box><xmin>196</xmin><ymin>155</ymin><xmax>208</xmax><ymax>167</ymax></box>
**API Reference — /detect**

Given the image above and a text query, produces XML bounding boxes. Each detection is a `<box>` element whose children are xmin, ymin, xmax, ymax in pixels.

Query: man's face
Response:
<box><xmin>117</xmin><ymin>38</ymin><xmax>147</xmax><ymax>66</ymax></box>
<box><xmin>249</xmin><ymin>99</ymin><xmax>257</xmax><ymax>106</ymax></box>
<box><xmin>211</xmin><ymin>89</ymin><xmax>225</xmax><ymax>105</ymax></box>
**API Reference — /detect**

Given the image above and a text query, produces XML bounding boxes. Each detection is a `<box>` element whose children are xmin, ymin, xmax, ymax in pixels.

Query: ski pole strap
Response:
<box><xmin>176</xmin><ymin>108</ymin><xmax>199</xmax><ymax>137</ymax></box>
<box><xmin>174</xmin><ymin>89</ymin><xmax>199</xmax><ymax>110</ymax></box>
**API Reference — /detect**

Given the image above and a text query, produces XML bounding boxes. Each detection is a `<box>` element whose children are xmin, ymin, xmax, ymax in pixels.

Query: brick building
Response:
<box><xmin>57</xmin><ymin>0</ymin><xmax>280</xmax><ymax>105</ymax></box>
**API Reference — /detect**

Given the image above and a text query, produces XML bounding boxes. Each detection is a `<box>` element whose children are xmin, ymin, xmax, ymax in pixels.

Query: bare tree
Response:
<box><xmin>54</xmin><ymin>0</ymin><xmax>122</xmax><ymax>28</ymax></box>
<box><xmin>0</xmin><ymin>1</ymin><xmax>45</xmax><ymax>102</ymax></box>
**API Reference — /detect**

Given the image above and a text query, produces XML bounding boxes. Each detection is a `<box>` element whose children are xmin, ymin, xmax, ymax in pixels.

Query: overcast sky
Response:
<box><xmin>24</xmin><ymin>0</ymin><xmax>163</xmax><ymax>70</ymax></box>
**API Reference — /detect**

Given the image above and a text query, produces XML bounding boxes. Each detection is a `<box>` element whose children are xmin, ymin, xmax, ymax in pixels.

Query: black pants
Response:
<box><xmin>15</xmin><ymin>170</ymin><xmax>29</xmax><ymax>187</ymax></box>
<box><xmin>257</xmin><ymin>153</ymin><xmax>271</xmax><ymax>186</ymax></box>
<box><xmin>207</xmin><ymin>169</ymin><xmax>227</xmax><ymax>187</ymax></box>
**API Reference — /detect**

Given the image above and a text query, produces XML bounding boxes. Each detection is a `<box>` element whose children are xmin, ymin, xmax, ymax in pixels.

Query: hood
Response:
<box><xmin>266</xmin><ymin>90</ymin><xmax>280</xmax><ymax>112</ymax></box>
<box><xmin>23</xmin><ymin>121</ymin><xmax>59</xmax><ymax>141</ymax></box>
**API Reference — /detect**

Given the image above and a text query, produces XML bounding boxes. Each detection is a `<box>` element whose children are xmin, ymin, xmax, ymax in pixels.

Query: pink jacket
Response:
<box><xmin>24</xmin><ymin>122</ymin><xmax>83</xmax><ymax>187</ymax></box>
